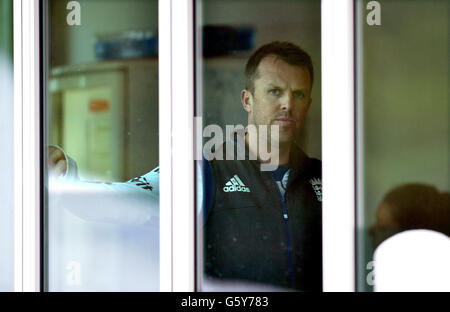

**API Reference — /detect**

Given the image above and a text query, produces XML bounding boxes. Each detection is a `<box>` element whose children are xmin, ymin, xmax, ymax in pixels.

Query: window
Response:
<box><xmin>43</xmin><ymin>0</ymin><xmax>160</xmax><ymax>291</ymax></box>
<box><xmin>16</xmin><ymin>0</ymin><xmax>448</xmax><ymax>293</ymax></box>
<box><xmin>355</xmin><ymin>0</ymin><xmax>449</xmax><ymax>291</ymax></box>
<box><xmin>195</xmin><ymin>0</ymin><xmax>323</xmax><ymax>291</ymax></box>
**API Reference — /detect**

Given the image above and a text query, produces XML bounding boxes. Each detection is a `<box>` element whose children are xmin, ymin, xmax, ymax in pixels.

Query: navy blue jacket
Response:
<box><xmin>203</xmin><ymin>139</ymin><xmax>322</xmax><ymax>291</ymax></box>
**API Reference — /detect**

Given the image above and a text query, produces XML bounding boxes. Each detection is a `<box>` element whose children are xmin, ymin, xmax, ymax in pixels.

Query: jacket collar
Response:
<box><xmin>223</xmin><ymin>127</ymin><xmax>312</xmax><ymax>177</ymax></box>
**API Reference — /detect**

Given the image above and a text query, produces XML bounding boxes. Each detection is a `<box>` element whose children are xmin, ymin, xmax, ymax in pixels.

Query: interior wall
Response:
<box><xmin>50</xmin><ymin>0</ymin><xmax>158</xmax><ymax>67</ymax></box>
<box><xmin>49</xmin><ymin>0</ymin><xmax>159</xmax><ymax>179</ymax></box>
<box><xmin>361</xmin><ymin>0</ymin><xmax>449</xmax><ymax>230</ymax></box>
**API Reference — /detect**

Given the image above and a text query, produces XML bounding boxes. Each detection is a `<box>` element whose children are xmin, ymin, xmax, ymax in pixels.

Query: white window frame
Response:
<box><xmin>159</xmin><ymin>0</ymin><xmax>196</xmax><ymax>292</ymax></box>
<box><xmin>321</xmin><ymin>0</ymin><xmax>355</xmax><ymax>292</ymax></box>
<box><xmin>14</xmin><ymin>0</ymin><xmax>355</xmax><ymax>292</ymax></box>
<box><xmin>13</xmin><ymin>0</ymin><xmax>41</xmax><ymax>292</ymax></box>
<box><xmin>163</xmin><ymin>0</ymin><xmax>356</xmax><ymax>292</ymax></box>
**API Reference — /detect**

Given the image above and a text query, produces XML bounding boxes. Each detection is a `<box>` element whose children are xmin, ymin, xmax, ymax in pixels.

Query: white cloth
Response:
<box><xmin>49</xmin><ymin>149</ymin><xmax>160</xmax><ymax>225</ymax></box>
<box><xmin>374</xmin><ymin>229</ymin><xmax>450</xmax><ymax>292</ymax></box>
<box><xmin>47</xmin><ymin>153</ymin><xmax>161</xmax><ymax>290</ymax></box>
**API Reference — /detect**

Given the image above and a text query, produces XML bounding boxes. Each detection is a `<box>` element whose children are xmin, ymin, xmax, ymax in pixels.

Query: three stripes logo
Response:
<box><xmin>129</xmin><ymin>176</ymin><xmax>153</xmax><ymax>191</ymax></box>
<box><xmin>223</xmin><ymin>175</ymin><xmax>251</xmax><ymax>193</ymax></box>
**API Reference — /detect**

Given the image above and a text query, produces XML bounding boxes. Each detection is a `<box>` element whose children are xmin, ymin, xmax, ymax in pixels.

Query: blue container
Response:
<box><xmin>202</xmin><ymin>26</ymin><xmax>255</xmax><ymax>57</ymax></box>
<box><xmin>94</xmin><ymin>30</ymin><xmax>158</xmax><ymax>60</ymax></box>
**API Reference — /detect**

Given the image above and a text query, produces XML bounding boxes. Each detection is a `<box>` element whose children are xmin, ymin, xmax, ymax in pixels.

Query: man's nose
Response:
<box><xmin>280</xmin><ymin>93</ymin><xmax>293</xmax><ymax>112</ymax></box>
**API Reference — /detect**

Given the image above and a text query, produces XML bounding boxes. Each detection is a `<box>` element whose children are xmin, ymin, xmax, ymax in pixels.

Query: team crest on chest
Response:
<box><xmin>309</xmin><ymin>178</ymin><xmax>322</xmax><ymax>202</ymax></box>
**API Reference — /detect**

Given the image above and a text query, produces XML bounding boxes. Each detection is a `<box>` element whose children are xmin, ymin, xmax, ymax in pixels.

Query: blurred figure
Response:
<box><xmin>370</xmin><ymin>183</ymin><xmax>450</xmax><ymax>250</ymax></box>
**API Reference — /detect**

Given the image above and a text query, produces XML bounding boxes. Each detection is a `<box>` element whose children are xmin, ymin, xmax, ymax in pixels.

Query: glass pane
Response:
<box><xmin>0</xmin><ymin>0</ymin><xmax>14</xmax><ymax>292</ymax></box>
<box><xmin>44</xmin><ymin>0</ymin><xmax>159</xmax><ymax>291</ymax></box>
<box><xmin>356</xmin><ymin>0</ymin><xmax>449</xmax><ymax>291</ymax></box>
<box><xmin>195</xmin><ymin>0</ymin><xmax>322</xmax><ymax>291</ymax></box>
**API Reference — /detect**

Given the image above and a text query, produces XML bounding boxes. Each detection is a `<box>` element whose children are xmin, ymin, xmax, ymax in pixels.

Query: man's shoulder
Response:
<box><xmin>309</xmin><ymin>157</ymin><xmax>322</xmax><ymax>172</ymax></box>
<box><xmin>308</xmin><ymin>157</ymin><xmax>322</xmax><ymax>179</ymax></box>
<box><xmin>290</xmin><ymin>144</ymin><xmax>321</xmax><ymax>176</ymax></box>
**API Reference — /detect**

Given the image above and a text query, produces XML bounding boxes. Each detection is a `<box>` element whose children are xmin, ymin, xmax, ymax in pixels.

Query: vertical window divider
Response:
<box><xmin>13</xmin><ymin>0</ymin><xmax>23</xmax><ymax>292</ymax></box>
<box><xmin>321</xmin><ymin>0</ymin><xmax>356</xmax><ymax>291</ymax></box>
<box><xmin>355</xmin><ymin>0</ymin><xmax>366</xmax><ymax>292</ymax></box>
<box><xmin>13</xmin><ymin>0</ymin><xmax>41</xmax><ymax>292</ymax></box>
<box><xmin>159</xmin><ymin>0</ymin><xmax>174</xmax><ymax>292</ymax></box>
<box><xmin>159</xmin><ymin>0</ymin><xmax>196</xmax><ymax>292</ymax></box>
<box><xmin>171</xmin><ymin>0</ymin><xmax>195</xmax><ymax>291</ymax></box>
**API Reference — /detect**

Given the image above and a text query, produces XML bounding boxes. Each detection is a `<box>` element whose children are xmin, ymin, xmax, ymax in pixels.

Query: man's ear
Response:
<box><xmin>241</xmin><ymin>89</ymin><xmax>253</xmax><ymax>113</ymax></box>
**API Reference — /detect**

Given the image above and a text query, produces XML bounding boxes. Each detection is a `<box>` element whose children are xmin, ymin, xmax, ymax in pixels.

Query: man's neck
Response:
<box><xmin>277</xmin><ymin>142</ymin><xmax>292</xmax><ymax>165</ymax></box>
<box><xmin>244</xmin><ymin>132</ymin><xmax>292</xmax><ymax>166</ymax></box>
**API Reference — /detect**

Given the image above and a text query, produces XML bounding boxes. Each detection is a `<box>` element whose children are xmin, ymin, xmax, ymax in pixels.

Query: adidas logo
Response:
<box><xmin>223</xmin><ymin>175</ymin><xmax>251</xmax><ymax>193</ymax></box>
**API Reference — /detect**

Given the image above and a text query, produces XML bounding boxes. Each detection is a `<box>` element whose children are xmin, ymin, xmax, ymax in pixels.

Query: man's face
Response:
<box><xmin>242</xmin><ymin>54</ymin><xmax>312</xmax><ymax>145</ymax></box>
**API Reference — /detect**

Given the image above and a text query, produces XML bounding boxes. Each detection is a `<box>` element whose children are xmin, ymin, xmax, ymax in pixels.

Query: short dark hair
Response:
<box><xmin>245</xmin><ymin>41</ymin><xmax>314</xmax><ymax>94</ymax></box>
<box><xmin>382</xmin><ymin>184</ymin><xmax>450</xmax><ymax>235</ymax></box>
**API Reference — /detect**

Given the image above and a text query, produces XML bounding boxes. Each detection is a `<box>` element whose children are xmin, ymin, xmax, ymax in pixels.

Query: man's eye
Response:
<box><xmin>269</xmin><ymin>89</ymin><xmax>280</xmax><ymax>96</ymax></box>
<box><xmin>294</xmin><ymin>91</ymin><xmax>305</xmax><ymax>98</ymax></box>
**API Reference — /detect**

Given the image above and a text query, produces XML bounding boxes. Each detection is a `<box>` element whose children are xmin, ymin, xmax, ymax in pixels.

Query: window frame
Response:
<box><xmin>321</xmin><ymin>0</ymin><xmax>356</xmax><ymax>291</ymax></box>
<box><xmin>13</xmin><ymin>0</ymin><xmax>42</xmax><ymax>292</ymax></box>
<box><xmin>14</xmin><ymin>0</ymin><xmax>356</xmax><ymax>292</ymax></box>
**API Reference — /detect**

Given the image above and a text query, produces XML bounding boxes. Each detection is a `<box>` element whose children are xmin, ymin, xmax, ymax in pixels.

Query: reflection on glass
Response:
<box><xmin>356</xmin><ymin>0</ymin><xmax>449</xmax><ymax>291</ymax></box>
<box><xmin>0</xmin><ymin>0</ymin><xmax>14</xmax><ymax>292</ymax></box>
<box><xmin>44</xmin><ymin>0</ymin><xmax>159</xmax><ymax>291</ymax></box>
<box><xmin>370</xmin><ymin>184</ymin><xmax>450</xmax><ymax>250</ymax></box>
<box><xmin>196</xmin><ymin>0</ymin><xmax>322</xmax><ymax>291</ymax></box>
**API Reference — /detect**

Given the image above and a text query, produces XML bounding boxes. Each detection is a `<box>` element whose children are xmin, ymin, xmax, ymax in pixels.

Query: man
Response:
<box><xmin>202</xmin><ymin>41</ymin><xmax>322</xmax><ymax>291</ymax></box>
<box><xmin>49</xmin><ymin>41</ymin><xmax>322</xmax><ymax>291</ymax></box>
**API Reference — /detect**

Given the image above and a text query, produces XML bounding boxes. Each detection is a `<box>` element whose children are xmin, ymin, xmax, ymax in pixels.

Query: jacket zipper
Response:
<box><xmin>273</xmin><ymin>180</ymin><xmax>294</xmax><ymax>289</ymax></box>
<box><xmin>281</xmin><ymin>193</ymin><xmax>294</xmax><ymax>289</ymax></box>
